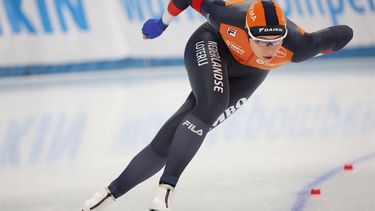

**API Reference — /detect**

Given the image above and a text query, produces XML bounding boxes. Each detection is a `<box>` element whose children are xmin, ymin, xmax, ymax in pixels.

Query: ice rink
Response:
<box><xmin>0</xmin><ymin>58</ymin><xmax>374</xmax><ymax>211</ymax></box>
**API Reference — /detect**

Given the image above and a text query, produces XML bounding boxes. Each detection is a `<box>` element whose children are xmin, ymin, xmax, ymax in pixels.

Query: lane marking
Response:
<box><xmin>291</xmin><ymin>152</ymin><xmax>375</xmax><ymax>211</ymax></box>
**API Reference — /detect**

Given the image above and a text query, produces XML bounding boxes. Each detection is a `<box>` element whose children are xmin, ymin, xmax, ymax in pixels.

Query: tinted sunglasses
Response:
<box><xmin>251</xmin><ymin>37</ymin><xmax>284</xmax><ymax>47</ymax></box>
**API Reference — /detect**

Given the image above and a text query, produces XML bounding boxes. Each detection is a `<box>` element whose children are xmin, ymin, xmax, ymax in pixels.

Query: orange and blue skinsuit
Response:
<box><xmin>108</xmin><ymin>0</ymin><xmax>353</xmax><ymax>197</ymax></box>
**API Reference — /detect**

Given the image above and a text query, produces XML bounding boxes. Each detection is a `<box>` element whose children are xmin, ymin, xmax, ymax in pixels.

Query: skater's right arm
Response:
<box><xmin>142</xmin><ymin>0</ymin><xmax>227</xmax><ymax>39</ymax></box>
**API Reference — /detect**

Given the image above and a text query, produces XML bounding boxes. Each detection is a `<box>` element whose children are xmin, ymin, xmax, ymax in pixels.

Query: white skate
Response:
<box><xmin>149</xmin><ymin>184</ymin><xmax>175</xmax><ymax>211</ymax></box>
<box><xmin>82</xmin><ymin>187</ymin><xmax>115</xmax><ymax>211</ymax></box>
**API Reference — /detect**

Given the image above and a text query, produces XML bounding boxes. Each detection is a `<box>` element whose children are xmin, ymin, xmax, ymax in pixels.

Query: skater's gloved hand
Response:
<box><xmin>142</xmin><ymin>18</ymin><xmax>168</xmax><ymax>39</ymax></box>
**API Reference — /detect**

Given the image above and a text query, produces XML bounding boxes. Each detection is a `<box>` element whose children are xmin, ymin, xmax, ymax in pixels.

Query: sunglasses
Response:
<box><xmin>251</xmin><ymin>37</ymin><xmax>284</xmax><ymax>47</ymax></box>
<box><xmin>245</xmin><ymin>19</ymin><xmax>288</xmax><ymax>47</ymax></box>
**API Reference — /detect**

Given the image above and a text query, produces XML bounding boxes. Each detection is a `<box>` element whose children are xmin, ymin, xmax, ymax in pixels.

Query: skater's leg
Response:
<box><xmin>159</xmin><ymin>23</ymin><xmax>231</xmax><ymax>187</ymax></box>
<box><xmin>82</xmin><ymin>95</ymin><xmax>196</xmax><ymax>210</ymax></box>
<box><xmin>149</xmin><ymin>70</ymin><xmax>269</xmax><ymax>211</ymax></box>
<box><xmin>108</xmin><ymin>93</ymin><xmax>196</xmax><ymax>198</ymax></box>
<box><xmin>150</xmin><ymin>93</ymin><xmax>196</xmax><ymax>157</ymax></box>
<box><xmin>211</xmin><ymin>71</ymin><xmax>269</xmax><ymax>129</ymax></box>
<box><xmin>108</xmin><ymin>144</ymin><xmax>166</xmax><ymax>198</ymax></box>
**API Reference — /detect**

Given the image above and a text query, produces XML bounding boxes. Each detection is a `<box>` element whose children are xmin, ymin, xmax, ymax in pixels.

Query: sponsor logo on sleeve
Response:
<box><xmin>227</xmin><ymin>28</ymin><xmax>237</xmax><ymax>37</ymax></box>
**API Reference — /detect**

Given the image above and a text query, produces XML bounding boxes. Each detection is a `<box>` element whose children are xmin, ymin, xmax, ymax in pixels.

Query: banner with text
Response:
<box><xmin>0</xmin><ymin>0</ymin><xmax>374</xmax><ymax>67</ymax></box>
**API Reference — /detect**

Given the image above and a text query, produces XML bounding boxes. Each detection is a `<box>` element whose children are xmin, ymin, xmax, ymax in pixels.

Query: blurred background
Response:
<box><xmin>0</xmin><ymin>0</ymin><xmax>374</xmax><ymax>211</ymax></box>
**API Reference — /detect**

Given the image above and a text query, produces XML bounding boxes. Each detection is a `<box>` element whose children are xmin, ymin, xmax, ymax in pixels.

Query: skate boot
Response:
<box><xmin>82</xmin><ymin>187</ymin><xmax>115</xmax><ymax>211</ymax></box>
<box><xmin>149</xmin><ymin>184</ymin><xmax>175</xmax><ymax>211</ymax></box>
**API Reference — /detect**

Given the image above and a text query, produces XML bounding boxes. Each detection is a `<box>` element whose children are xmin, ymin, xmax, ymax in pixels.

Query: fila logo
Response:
<box><xmin>259</xmin><ymin>28</ymin><xmax>283</xmax><ymax>33</ymax></box>
<box><xmin>183</xmin><ymin>120</ymin><xmax>203</xmax><ymax>136</ymax></box>
<box><xmin>227</xmin><ymin>28</ymin><xmax>237</xmax><ymax>37</ymax></box>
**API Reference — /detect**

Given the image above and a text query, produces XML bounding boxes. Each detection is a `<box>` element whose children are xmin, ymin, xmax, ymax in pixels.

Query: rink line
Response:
<box><xmin>0</xmin><ymin>57</ymin><xmax>373</xmax><ymax>92</ymax></box>
<box><xmin>0</xmin><ymin>48</ymin><xmax>374</xmax><ymax>77</ymax></box>
<box><xmin>291</xmin><ymin>152</ymin><xmax>375</xmax><ymax>211</ymax></box>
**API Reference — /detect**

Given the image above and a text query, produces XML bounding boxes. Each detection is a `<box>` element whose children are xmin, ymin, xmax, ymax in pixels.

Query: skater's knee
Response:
<box><xmin>150</xmin><ymin>143</ymin><xmax>169</xmax><ymax>158</ymax></box>
<box><xmin>192</xmin><ymin>97</ymin><xmax>229</xmax><ymax>124</ymax></box>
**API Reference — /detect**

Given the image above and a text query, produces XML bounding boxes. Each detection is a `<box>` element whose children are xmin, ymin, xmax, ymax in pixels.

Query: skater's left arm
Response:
<box><xmin>142</xmin><ymin>0</ymin><xmax>226</xmax><ymax>39</ymax></box>
<box><xmin>285</xmin><ymin>18</ymin><xmax>354</xmax><ymax>63</ymax></box>
<box><xmin>142</xmin><ymin>0</ymin><xmax>206</xmax><ymax>39</ymax></box>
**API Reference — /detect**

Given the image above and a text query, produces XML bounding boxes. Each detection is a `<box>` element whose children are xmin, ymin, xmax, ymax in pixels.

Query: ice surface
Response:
<box><xmin>0</xmin><ymin>58</ymin><xmax>374</xmax><ymax>211</ymax></box>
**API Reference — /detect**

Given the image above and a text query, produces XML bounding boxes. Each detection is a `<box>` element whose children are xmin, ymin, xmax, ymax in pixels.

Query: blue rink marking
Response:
<box><xmin>291</xmin><ymin>152</ymin><xmax>375</xmax><ymax>211</ymax></box>
<box><xmin>0</xmin><ymin>47</ymin><xmax>374</xmax><ymax>77</ymax></box>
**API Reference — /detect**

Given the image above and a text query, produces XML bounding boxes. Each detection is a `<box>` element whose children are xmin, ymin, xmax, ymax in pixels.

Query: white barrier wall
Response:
<box><xmin>0</xmin><ymin>59</ymin><xmax>374</xmax><ymax>169</ymax></box>
<box><xmin>0</xmin><ymin>0</ymin><xmax>374</xmax><ymax>67</ymax></box>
